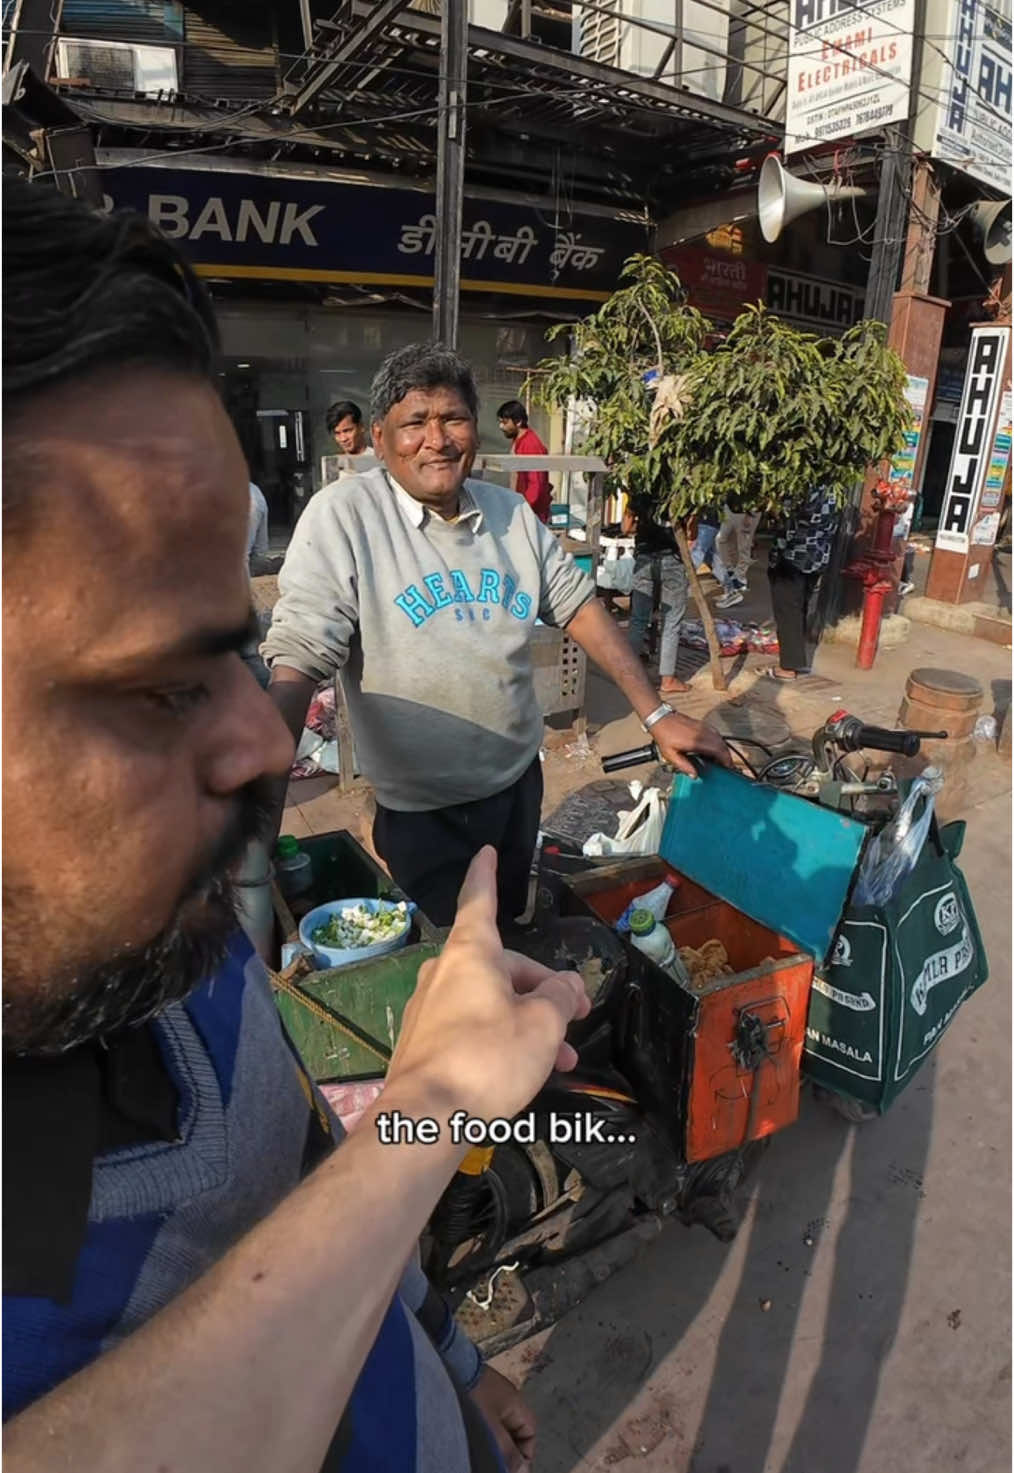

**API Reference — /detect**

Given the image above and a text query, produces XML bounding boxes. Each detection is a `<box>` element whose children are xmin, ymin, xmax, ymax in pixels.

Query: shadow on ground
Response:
<box><xmin>518</xmin><ymin>677</ymin><xmax>939</xmax><ymax>1473</ymax></box>
<box><xmin>518</xmin><ymin>1070</ymin><xmax>935</xmax><ymax>1473</ymax></box>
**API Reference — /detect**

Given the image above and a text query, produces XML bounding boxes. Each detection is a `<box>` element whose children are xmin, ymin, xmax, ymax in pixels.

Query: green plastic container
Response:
<box><xmin>277</xmin><ymin>828</ymin><xmax>440</xmax><ymax>945</ymax></box>
<box><xmin>275</xmin><ymin>942</ymin><xmax>440</xmax><ymax>1081</ymax></box>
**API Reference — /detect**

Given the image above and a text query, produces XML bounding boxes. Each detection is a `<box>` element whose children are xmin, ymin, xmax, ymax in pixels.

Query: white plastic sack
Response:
<box><xmin>582</xmin><ymin>782</ymin><xmax>667</xmax><ymax>857</ymax></box>
<box><xmin>611</xmin><ymin>554</ymin><xmax>635</xmax><ymax>596</ymax></box>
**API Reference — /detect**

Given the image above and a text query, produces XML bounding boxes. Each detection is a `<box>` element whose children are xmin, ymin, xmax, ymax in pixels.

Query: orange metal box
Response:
<box><xmin>563</xmin><ymin>855</ymin><xmax>814</xmax><ymax>1163</ymax></box>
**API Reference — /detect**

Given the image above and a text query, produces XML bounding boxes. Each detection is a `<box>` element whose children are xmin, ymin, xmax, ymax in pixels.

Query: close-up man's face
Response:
<box><xmin>373</xmin><ymin>386</ymin><xmax>479</xmax><ymax>507</ymax></box>
<box><xmin>498</xmin><ymin>416</ymin><xmax>521</xmax><ymax>442</ymax></box>
<box><xmin>333</xmin><ymin>414</ymin><xmax>364</xmax><ymax>454</ymax></box>
<box><xmin>2</xmin><ymin>369</ymin><xmax>295</xmax><ymax>1054</ymax></box>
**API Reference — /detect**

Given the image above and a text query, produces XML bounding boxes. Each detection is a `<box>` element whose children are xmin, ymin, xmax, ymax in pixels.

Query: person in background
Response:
<box><xmin>714</xmin><ymin>493</ymin><xmax>761</xmax><ymax>608</ymax></box>
<box><xmin>327</xmin><ymin>399</ymin><xmax>369</xmax><ymax>455</ymax></box>
<box><xmin>247</xmin><ymin>480</ymin><xmax>278</xmax><ymax>576</ymax></box>
<box><xmin>3</xmin><ymin>175</ymin><xmax>588</xmax><ymax>1473</ymax></box>
<box><xmin>326</xmin><ymin>399</ymin><xmax>377</xmax><ymax>480</ymax></box>
<box><xmin>265</xmin><ymin>345</ymin><xmax>729</xmax><ymax>927</ymax></box>
<box><xmin>497</xmin><ymin>398</ymin><xmax>551</xmax><ymax>524</ymax></box>
<box><xmin>766</xmin><ymin>485</ymin><xmax>841</xmax><ymax>681</ymax></box>
<box><xmin>623</xmin><ymin>495</ymin><xmax>690</xmax><ymax>697</ymax></box>
<box><xmin>690</xmin><ymin>503</ymin><xmax>722</xmax><ymax>578</ymax></box>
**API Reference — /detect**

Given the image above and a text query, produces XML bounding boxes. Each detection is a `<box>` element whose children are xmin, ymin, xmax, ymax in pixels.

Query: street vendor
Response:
<box><xmin>264</xmin><ymin>343</ymin><xmax>729</xmax><ymax>926</ymax></box>
<box><xmin>3</xmin><ymin>176</ymin><xmax>590</xmax><ymax>1473</ymax></box>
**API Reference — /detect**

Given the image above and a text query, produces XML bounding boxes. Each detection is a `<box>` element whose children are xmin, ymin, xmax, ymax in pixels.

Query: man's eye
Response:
<box><xmin>141</xmin><ymin>684</ymin><xmax>211</xmax><ymax>717</ymax></box>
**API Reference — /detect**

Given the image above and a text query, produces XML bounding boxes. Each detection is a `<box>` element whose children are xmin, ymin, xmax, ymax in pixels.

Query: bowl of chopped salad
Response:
<box><xmin>299</xmin><ymin>897</ymin><xmax>415</xmax><ymax>970</ymax></box>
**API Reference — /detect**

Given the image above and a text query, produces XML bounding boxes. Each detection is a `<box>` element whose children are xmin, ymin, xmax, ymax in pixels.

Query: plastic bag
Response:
<box><xmin>290</xmin><ymin>682</ymin><xmax>340</xmax><ymax>779</ymax></box>
<box><xmin>597</xmin><ymin>550</ymin><xmax>634</xmax><ymax>595</ymax></box>
<box><xmin>582</xmin><ymin>782</ymin><xmax>667</xmax><ymax>857</ymax></box>
<box><xmin>611</xmin><ymin>554</ymin><xmax>635</xmax><ymax>595</ymax></box>
<box><xmin>852</xmin><ymin>768</ymin><xmax>944</xmax><ymax>907</ymax></box>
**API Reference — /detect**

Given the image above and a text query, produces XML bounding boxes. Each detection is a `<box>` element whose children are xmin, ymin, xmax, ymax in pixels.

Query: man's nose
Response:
<box><xmin>203</xmin><ymin>662</ymin><xmax>295</xmax><ymax>798</ymax></box>
<box><xmin>422</xmin><ymin>417</ymin><xmax>451</xmax><ymax>451</ymax></box>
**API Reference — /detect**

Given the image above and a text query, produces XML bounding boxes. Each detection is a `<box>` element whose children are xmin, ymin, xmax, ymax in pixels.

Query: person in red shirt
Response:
<box><xmin>497</xmin><ymin>398</ymin><xmax>552</xmax><ymax>522</ymax></box>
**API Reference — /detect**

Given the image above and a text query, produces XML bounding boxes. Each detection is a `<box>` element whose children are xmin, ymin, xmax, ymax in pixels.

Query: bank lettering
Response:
<box><xmin>148</xmin><ymin>194</ymin><xmax>325</xmax><ymax>246</ymax></box>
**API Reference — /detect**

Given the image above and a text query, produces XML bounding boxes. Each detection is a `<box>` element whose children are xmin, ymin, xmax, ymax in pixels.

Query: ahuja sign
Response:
<box><xmin>785</xmin><ymin>0</ymin><xmax>916</xmax><ymax>155</ymax></box>
<box><xmin>935</xmin><ymin>325</ymin><xmax>1011</xmax><ymax>553</ymax></box>
<box><xmin>929</xmin><ymin>0</ymin><xmax>1012</xmax><ymax>192</ymax></box>
<box><xmin>766</xmin><ymin>267</ymin><xmax>865</xmax><ymax>331</ymax></box>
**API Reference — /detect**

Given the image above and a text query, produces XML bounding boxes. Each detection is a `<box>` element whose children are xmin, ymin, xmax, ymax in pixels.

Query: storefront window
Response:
<box><xmin>215</xmin><ymin>301</ymin><xmax>558</xmax><ymax>535</ymax></box>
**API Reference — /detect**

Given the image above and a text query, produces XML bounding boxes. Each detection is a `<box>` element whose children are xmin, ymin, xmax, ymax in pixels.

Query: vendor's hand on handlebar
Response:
<box><xmin>388</xmin><ymin>848</ymin><xmax>591</xmax><ymax>1125</ymax></box>
<box><xmin>651</xmin><ymin>712</ymin><xmax>732</xmax><ymax>778</ymax></box>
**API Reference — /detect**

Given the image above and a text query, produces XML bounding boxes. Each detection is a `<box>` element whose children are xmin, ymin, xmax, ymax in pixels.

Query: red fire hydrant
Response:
<box><xmin>843</xmin><ymin>479</ymin><xmax>910</xmax><ymax>670</ymax></box>
<box><xmin>856</xmin><ymin>577</ymin><xmax>894</xmax><ymax>669</ymax></box>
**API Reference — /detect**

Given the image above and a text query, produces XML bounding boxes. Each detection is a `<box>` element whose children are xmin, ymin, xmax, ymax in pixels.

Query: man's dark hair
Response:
<box><xmin>3</xmin><ymin>175</ymin><xmax>218</xmax><ymax>413</ymax></box>
<box><xmin>326</xmin><ymin>399</ymin><xmax>363</xmax><ymax>434</ymax></box>
<box><xmin>497</xmin><ymin>399</ymin><xmax>528</xmax><ymax>426</ymax></box>
<box><xmin>370</xmin><ymin>342</ymin><xmax>479</xmax><ymax>425</ymax></box>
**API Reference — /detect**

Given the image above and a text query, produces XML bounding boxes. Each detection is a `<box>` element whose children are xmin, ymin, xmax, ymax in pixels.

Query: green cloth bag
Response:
<box><xmin>802</xmin><ymin>818</ymin><xmax>988</xmax><ymax>1112</ymax></box>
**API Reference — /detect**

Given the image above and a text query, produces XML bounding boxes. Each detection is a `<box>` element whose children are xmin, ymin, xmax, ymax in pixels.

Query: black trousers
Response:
<box><xmin>372</xmin><ymin>757</ymin><xmax>543</xmax><ymax>930</ymax></box>
<box><xmin>768</xmin><ymin>559</ymin><xmax>820</xmax><ymax>673</ymax></box>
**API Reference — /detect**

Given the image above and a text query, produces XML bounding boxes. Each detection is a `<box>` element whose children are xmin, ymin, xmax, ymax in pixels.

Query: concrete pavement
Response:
<box><xmin>495</xmin><ymin>791</ymin><xmax>1011</xmax><ymax>1473</ymax></box>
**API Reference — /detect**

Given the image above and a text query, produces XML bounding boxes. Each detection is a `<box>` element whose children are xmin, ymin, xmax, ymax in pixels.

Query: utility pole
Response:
<box><xmin>432</xmin><ymin>0</ymin><xmax>467</xmax><ymax>346</ymax></box>
<box><xmin>818</xmin><ymin>0</ymin><xmax>927</xmax><ymax>633</ymax></box>
<box><xmin>862</xmin><ymin>124</ymin><xmax>912</xmax><ymax>326</ymax></box>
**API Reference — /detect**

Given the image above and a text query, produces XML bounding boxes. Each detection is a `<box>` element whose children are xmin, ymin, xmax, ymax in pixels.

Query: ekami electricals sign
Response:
<box><xmin>785</xmin><ymin>0</ymin><xmax>916</xmax><ymax>155</ymax></box>
<box><xmin>935</xmin><ymin>325</ymin><xmax>1011</xmax><ymax>554</ymax></box>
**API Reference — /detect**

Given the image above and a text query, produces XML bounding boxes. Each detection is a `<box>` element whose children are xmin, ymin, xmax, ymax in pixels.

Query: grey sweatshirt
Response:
<box><xmin>262</xmin><ymin>467</ymin><xmax>594</xmax><ymax>810</ymax></box>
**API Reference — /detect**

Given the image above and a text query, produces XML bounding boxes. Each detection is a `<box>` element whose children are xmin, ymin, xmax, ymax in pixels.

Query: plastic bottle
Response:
<box><xmin>628</xmin><ymin>908</ymin><xmax>689</xmax><ymax>984</ymax></box>
<box><xmin>275</xmin><ymin>835</ymin><xmax>314</xmax><ymax>903</ymax></box>
<box><xmin>616</xmin><ymin>869</ymin><xmax>680</xmax><ymax>934</ymax></box>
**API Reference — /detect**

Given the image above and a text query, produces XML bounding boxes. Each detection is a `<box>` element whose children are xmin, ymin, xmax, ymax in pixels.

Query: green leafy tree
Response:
<box><xmin>530</xmin><ymin>255</ymin><xmax>912</xmax><ymax>690</ymax></box>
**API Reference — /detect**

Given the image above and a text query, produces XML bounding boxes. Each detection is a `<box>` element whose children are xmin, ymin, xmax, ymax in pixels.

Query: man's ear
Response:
<box><xmin>370</xmin><ymin>422</ymin><xmax>384</xmax><ymax>455</ymax></box>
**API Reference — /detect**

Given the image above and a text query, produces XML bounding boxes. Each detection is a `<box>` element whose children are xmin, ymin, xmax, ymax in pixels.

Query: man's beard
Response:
<box><xmin>4</xmin><ymin>779</ymin><xmax>275</xmax><ymax>1057</ymax></box>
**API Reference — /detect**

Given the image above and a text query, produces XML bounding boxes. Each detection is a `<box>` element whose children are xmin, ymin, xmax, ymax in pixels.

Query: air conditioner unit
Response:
<box><xmin>573</xmin><ymin>0</ymin><xmax>727</xmax><ymax>102</ymax></box>
<box><xmin>55</xmin><ymin>38</ymin><xmax>178</xmax><ymax>96</ymax></box>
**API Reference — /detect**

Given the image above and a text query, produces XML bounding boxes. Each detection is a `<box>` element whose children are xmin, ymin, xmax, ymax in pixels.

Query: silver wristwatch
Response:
<box><xmin>641</xmin><ymin>702</ymin><xmax>675</xmax><ymax>734</ymax></box>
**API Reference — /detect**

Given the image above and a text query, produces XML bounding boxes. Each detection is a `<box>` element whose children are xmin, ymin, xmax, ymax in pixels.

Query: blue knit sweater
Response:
<box><xmin>3</xmin><ymin>934</ymin><xmax>501</xmax><ymax>1472</ymax></box>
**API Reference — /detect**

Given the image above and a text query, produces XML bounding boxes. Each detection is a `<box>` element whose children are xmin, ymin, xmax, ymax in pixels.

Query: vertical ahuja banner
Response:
<box><xmin>785</xmin><ymin>0</ymin><xmax>915</xmax><ymax>154</ymax></box>
<box><xmin>929</xmin><ymin>0</ymin><xmax>1012</xmax><ymax>192</ymax></box>
<box><xmin>935</xmin><ymin>325</ymin><xmax>1011</xmax><ymax>553</ymax></box>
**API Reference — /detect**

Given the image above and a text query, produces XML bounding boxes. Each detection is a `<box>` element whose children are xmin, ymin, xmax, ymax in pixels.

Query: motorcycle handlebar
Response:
<box><xmin>850</xmin><ymin>724</ymin><xmax>944</xmax><ymax>756</ymax></box>
<box><xmin>600</xmin><ymin>742</ymin><xmax>659</xmax><ymax>773</ymax></box>
<box><xmin>599</xmin><ymin>721</ymin><xmax>948</xmax><ymax>778</ymax></box>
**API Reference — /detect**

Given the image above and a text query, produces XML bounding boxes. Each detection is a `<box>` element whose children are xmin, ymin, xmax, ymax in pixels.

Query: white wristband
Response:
<box><xmin>642</xmin><ymin>702</ymin><xmax>675</xmax><ymax>733</ymax></box>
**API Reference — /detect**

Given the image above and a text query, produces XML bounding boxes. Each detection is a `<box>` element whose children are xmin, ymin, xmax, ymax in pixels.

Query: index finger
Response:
<box><xmin>447</xmin><ymin>845</ymin><xmax>500</xmax><ymax>943</ymax></box>
<box><xmin>503</xmin><ymin>951</ymin><xmax>591</xmax><ymax>1019</ymax></box>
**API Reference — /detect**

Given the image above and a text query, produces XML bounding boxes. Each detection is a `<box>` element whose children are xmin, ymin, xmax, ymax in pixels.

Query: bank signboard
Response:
<box><xmin>785</xmin><ymin>0</ymin><xmax>916</xmax><ymax>155</ymax></box>
<box><xmin>100</xmin><ymin>159</ymin><xmax>648</xmax><ymax>302</ymax></box>
<box><xmin>935</xmin><ymin>325</ymin><xmax>1011</xmax><ymax>553</ymax></box>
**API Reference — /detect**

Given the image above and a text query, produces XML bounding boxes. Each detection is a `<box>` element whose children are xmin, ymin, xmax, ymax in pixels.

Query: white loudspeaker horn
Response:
<box><xmin>970</xmin><ymin>199</ymin><xmax>1012</xmax><ymax>266</ymax></box>
<box><xmin>758</xmin><ymin>153</ymin><xmax>866</xmax><ymax>243</ymax></box>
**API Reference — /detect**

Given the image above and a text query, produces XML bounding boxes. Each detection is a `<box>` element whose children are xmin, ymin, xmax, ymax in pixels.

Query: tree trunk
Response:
<box><xmin>673</xmin><ymin>522</ymin><xmax>727</xmax><ymax>692</ymax></box>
